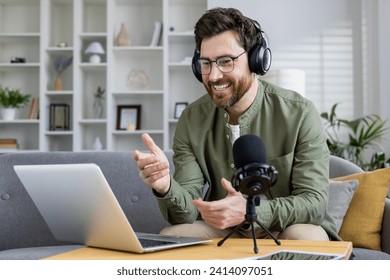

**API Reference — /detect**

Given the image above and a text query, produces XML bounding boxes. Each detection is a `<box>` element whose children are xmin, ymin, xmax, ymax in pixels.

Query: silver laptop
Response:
<box><xmin>14</xmin><ymin>163</ymin><xmax>211</xmax><ymax>253</ymax></box>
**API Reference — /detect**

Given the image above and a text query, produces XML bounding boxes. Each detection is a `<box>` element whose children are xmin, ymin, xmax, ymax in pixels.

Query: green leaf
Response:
<box><xmin>321</xmin><ymin>103</ymin><xmax>390</xmax><ymax>170</ymax></box>
<box><xmin>0</xmin><ymin>86</ymin><xmax>31</xmax><ymax>108</ymax></box>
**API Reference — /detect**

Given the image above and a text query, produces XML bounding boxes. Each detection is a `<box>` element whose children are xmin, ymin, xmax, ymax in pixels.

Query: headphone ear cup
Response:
<box><xmin>248</xmin><ymin>41</ymin><xmax>272</xmax><ymax>76</ymax></box>
<box><xmin>191</xmin><ymin>49</ymin><xmax>203</xmax><ymax>83</ymax></box>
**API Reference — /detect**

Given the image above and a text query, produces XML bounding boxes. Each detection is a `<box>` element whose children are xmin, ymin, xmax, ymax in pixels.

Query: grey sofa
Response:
<box><xmin>0</xmin><ymin>152</ymin><xmax>389</xmax><ymax>260</ymax></box>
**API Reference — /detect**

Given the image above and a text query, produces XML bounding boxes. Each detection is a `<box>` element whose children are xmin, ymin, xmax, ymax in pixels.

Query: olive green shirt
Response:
<box><xmin>156</xmin><ymin>79</ymin><xmax>339</xmax><ymax>240</ymax></box>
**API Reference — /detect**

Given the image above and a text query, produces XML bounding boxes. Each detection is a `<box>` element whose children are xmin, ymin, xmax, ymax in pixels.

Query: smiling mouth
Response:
<box><xmin>213</xmin><ymin>82</ymin><xmax>231</xmax><ymax>91</ymax></box>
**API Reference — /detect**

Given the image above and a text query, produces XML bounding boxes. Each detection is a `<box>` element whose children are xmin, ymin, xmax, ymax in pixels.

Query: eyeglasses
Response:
<box><xmin>196</xmin><ymin>51</ymin><xmax>246</xmax><ymax>75</ymax></box>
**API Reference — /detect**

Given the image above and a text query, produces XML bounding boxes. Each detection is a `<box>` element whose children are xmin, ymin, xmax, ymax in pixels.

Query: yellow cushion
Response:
<box><xmin>332</xmin><ymin>167</ymin><xmax>390</xmax><ymax>251</ymax></box>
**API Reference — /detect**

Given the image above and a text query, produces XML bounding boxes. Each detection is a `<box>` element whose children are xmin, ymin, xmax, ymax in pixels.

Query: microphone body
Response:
<box><xmin>231</xmin><ymin>135</ymin><xmax>278</xmax><ymax>196</ymax></box>
<box><xmin>220</xmin><ymin>135</ymin><xmax>282</xmax><ymax>251</ymax></box>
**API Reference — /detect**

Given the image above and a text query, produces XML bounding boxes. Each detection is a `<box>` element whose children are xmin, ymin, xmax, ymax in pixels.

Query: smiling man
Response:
<box><xmin>133</xmin><ymin>7</ymin><xmax>338</xmax><ymax>242</ymax></box>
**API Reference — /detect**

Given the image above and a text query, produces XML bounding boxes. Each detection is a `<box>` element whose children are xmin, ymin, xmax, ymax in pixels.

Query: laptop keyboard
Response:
<box><xmin>138</xmin><ymin>238</ymin><xmax>177</xmax><ymax>248</ymax></box>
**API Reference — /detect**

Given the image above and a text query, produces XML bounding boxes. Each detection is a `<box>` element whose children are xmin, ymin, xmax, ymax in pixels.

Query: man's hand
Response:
<box><xmin>192</xmin><ymin>178</ymin><xmax>246</xmax><ymax>229</ymax></box>
<box><xmin>133</xmin><ymin>133</ymin><xmax>170</xmax><ymax>195</ymax></box>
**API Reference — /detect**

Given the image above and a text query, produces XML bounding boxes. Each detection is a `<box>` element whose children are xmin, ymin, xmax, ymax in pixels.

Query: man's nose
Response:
<box><xmin>207</xmin><ymin>62</ymin><xmax>223</xmax><ymax>81</ymax></box>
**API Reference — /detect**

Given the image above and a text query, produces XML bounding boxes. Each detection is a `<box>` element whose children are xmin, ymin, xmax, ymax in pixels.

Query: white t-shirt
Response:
<box><xmin>229</xmin><ymin>124</ymin><xmax>240</xmax><ymax>144</ymax></box>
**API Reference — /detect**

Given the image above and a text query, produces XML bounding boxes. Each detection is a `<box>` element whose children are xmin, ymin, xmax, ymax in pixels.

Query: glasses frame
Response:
<box><xmin>196</xmin><ymin>51</ymin><xmax>246</xmax><ymax>75</ymax></box>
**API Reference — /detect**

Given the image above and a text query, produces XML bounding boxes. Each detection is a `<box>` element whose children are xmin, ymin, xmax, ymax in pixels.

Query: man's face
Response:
<box><xmin>199</xmin><ymin>30</ymin><xmax>253</xmax><ymax>109</ymax></box>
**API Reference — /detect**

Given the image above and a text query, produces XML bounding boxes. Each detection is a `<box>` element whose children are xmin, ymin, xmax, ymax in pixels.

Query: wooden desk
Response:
<box><xmin>45</xmin><ymin>239</ymin><xmax>353</xmax><ymax>260</ymax></box>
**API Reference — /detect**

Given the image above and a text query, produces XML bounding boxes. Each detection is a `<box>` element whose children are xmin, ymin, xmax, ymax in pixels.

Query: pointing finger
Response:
<box><xmin>141</xmin><ymin>133</ymin><xmax>162</xmax><ymax>155</ymax></box>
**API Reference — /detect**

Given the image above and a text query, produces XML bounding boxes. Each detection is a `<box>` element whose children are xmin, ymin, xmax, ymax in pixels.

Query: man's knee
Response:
<box><xmin>160</xmin><ymin>224</ymin><xmax>193</xmax><ymax>236</ymax></box>
<box><xmin>278</xmin><ymin>224</ymin><xmax>329</xmax><ymax>241</ymax></box>
<box><xmin>159</xmin><ymin>221</ymin><xmax>230</xmax><ymax>239</ymax></box>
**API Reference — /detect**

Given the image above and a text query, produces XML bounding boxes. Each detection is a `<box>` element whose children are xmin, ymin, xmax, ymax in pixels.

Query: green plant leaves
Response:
<box><xmin>0</xmin><ymin>86</ymin><xmax>31</xmax><ymax>109</ymax></box>
<box><xmin>321</xmin><ymin>103</ymin><xmax>389</xmax><ymax>170</ymax></box>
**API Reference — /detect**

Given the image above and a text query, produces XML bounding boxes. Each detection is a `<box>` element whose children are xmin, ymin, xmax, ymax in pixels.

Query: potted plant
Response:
<box><xmin>0</xmin><ymin>86</ymin><xmax>31</xmax><ymax>120</ymax></box>
<box><xmin>321</xmin><ymin>103</ymin><xmax>390</xmax><ymax>170</ymax></box>
<box><xmin>93</xmin><ymin>86</ymin><xmax>105</xmax><ymax>119</ymax></box>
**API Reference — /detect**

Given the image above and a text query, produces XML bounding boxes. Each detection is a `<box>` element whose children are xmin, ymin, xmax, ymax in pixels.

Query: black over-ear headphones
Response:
<box><xmin>191</xmin><ymin>18</ymin><xmax>272</xmax><ymax>83</ymax></box>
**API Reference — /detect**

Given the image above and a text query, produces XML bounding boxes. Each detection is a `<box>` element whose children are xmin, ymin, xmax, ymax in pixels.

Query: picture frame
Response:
<box><xmin>116</xmin><ymin>105</ymin><xmax>141</xmax><ymax>131</ymax></box>
<box><xmin>174</xmin><ymin>102</ymin><xmax>188</xmax><ymax>119</ymax></box>
<box><xmin>49</xmin><ymin>104</ymin><xmax>70</xmax><ymax>131</ymax></box>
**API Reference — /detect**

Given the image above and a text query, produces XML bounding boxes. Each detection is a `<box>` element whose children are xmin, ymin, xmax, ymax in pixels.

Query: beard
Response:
<box><xmin>204</xmin><ymin>73</ymin><xmax>253</xmax><ymax>109</ymax></box>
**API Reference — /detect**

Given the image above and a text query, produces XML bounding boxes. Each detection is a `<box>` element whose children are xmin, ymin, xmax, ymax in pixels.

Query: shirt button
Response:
<box><xmin>231</xmin><ymin>164</ymin><xmax>235</xmax><ymax>168</ymax></box>
<box><xmin>226</xmin><ymin>135</ymin><xmax>230</xmax><ymax>139</ymax></box>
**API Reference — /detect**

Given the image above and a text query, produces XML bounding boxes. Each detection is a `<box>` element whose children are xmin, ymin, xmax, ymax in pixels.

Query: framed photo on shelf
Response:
<box><xmin>174</xmin><ymin>102</ymin><xmax>188</xmax><ymax>119</ymax></box>
<box><xmin>116</xmin><ymin>105</ymin><xmax>141</xmax><ymax>131</ymax></box>
<box><xmin>49</xmin><ymin>104</ymin><xmax>70</xmax><ymax>131</ymax></box>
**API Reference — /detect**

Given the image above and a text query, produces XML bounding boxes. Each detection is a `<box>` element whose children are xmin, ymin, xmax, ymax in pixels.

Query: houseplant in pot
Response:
<box><xmin>0</xmin><ymin>86</ymin><xmax>31</xmax><ymax>120</ymax></box>
<box><xmin>321</xmin><ymin>103</ymin><xmax>390</xmax><ymax>170</ymax></box>
<box><xmin>93</xmin><ymin>86</ymin><xmax>105</xmax><ymax>119</ymax></box>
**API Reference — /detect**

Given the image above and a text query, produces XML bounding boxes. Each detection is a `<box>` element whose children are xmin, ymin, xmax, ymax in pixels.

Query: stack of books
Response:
<box><xmin>0</xmin><ymin>138</ymin><xmax>18</xmax><ymax>151</ymax></box>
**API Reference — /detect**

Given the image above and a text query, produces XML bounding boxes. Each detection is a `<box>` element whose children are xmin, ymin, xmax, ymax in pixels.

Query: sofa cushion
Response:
<box><xmin>327</xmin><ymin>180</ymin><xmax>359</xmax><ymax>232</ymax></box>
<box><xmin>332</xmin><ymin>167</ymin><xmax>390</xmax><ymax>251</ymax></box>
<box><xmin>352</xmin><ymin>247</ymin><xmax>390</xmax><ymax>260</ymax></box>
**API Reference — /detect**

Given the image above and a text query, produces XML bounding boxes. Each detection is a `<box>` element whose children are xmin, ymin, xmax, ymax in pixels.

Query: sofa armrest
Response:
<box><xmin>382</xmin><ymin>198</ymin><xmax>390</xmax><ymax>254</ymax></box>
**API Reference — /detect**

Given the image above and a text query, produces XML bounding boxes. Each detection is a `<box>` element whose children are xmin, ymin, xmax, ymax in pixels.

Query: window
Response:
<box><xmin>269</xmin><ymin>21</ymin><xmax>354</xmax><ymax>119</ymax></box>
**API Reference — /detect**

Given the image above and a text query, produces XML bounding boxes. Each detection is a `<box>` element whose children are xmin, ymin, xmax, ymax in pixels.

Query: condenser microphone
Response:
<box><xmin>231</xmin><ymin>134</ymin><xmax>278</xmax><ymax>196</ymax></box>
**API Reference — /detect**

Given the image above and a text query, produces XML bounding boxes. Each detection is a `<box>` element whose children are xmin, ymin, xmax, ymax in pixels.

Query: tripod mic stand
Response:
<box><xmin>217</xmin><ymin>195</ymin><xmax>281</xmax><ymax>254</ymax></box>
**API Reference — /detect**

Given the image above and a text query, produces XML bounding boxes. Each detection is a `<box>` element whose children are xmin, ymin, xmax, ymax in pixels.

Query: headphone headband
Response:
<box><xmin>192</xmin><ymin>18</ymin><xmax>271</xmax><ymax>82</ymax></box>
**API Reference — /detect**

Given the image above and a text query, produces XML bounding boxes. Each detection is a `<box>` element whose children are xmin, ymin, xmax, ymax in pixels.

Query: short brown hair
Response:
<box><xmin>194</xmin><ymin>7</ymin><xmax>262</xmax><ymax>52</ymax></box>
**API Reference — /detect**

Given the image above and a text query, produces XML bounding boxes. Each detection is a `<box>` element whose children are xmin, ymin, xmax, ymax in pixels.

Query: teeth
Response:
<box><xmin>213</xmin><ymin>83</ymin><xmax>230</xmax><ymax>90</ymax></box>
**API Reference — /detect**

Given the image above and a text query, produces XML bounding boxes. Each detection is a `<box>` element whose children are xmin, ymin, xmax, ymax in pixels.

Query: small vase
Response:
<box><xmin>93</xmin><ymin>137</ymin><xmax>103</xmax><ymax>151</ymax></box>
<box><xmin>54</xmin><ymin>74</ymin><xmax>63</xmax><ymax>91</ymax></box>
<box><xmin>1</xmin><ymin>108</ymin><xmax>16</xmax><ymax>120</ymax></box>
<box><xmin>93</xmin><ymin>98</ymin><xmax>104</xmax><ymax>119</ymax></box>
<box><xmin>115</xmin><ymin>22</ymin><xmax>131</xmax><ymax>46</ymax></box>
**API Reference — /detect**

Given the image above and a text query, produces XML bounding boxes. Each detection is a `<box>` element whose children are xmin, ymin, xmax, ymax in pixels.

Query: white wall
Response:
<box><xmin>377</xmin><ymin>0</ymin><xmax>390</xmax><ymax>156</ymax></box>
<box><xmin>209</xmin><ymin>0</ymin><xmax>353</xmax><ymax>50</ymax></box>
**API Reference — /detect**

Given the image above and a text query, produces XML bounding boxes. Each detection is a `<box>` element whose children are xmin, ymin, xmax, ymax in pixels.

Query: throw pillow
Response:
<box><xmin>327</xmin><ymin>180</ymin><xmax>359</xmax><ymax>233</ymax></box>
<box><xmin>332</xmin><ymin>167</ymin><xmax>390</xmax><ymax>251</ymax></box>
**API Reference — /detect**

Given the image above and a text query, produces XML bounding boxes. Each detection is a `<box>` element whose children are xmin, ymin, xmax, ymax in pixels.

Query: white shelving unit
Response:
<box><xmin>0</xmin><ymin>0</ymin><xmax>208</xmax><ymax>152</ymax></box>
<box><xmin>0</xmin><ymin>0</ymin><xmax>41</xmax><ymax>151</ymax></box>
<box><xmin>73</xmin><ymin>0</ymin><xmax>107</xmax><ymax>151</ymax></box>
<box><xmin>165</xmin><ymin>0</ymin><xmax>207</xmax><ymax>148</ymax></box>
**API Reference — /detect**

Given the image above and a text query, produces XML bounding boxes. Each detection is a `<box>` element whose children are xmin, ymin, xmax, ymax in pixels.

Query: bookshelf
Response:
<box><xmin>0</xmin><ymin>0</ymin><xmax>208</xmax><ymax>151</ymax></box>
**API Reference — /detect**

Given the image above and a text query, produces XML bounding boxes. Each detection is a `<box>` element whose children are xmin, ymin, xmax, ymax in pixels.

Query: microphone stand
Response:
<box><xmin>217</xmin><ymin>195</ymin><xmax>281</xmax><ymax>254</ymax></box>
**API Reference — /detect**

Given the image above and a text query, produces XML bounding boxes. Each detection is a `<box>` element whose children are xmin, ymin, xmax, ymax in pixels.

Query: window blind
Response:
<box><xmin>268</xmin><ymin>21</ymin><xmax>354</xmax><ymax>119</ymax></box>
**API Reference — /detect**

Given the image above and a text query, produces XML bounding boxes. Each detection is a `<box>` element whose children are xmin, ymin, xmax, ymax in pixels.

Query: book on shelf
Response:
<box><xmin>0</xmin><ymin>138</ymin><xmax>17</xmax><ymax>144</ymax></box>
<box><xmin>28</xmin><ymin>97</ymin><xmax>39</xmax><ymax>119</ymax></box>
<box><xmin>0</xmin><ymin>138</ymin><xmax>18</xmax><ymax>150</ymax></box>
<box><xmin>149</xmin><ymin>21</ymin><xmax>162</xmax><ymax>47</ymax></box>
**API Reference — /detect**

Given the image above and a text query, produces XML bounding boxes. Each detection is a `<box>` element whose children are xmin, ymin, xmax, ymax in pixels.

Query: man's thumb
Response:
<box><xmin>221</xmin><ymin>178</ymin><xmax>237</xmax><ymax>195</ymax></box>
